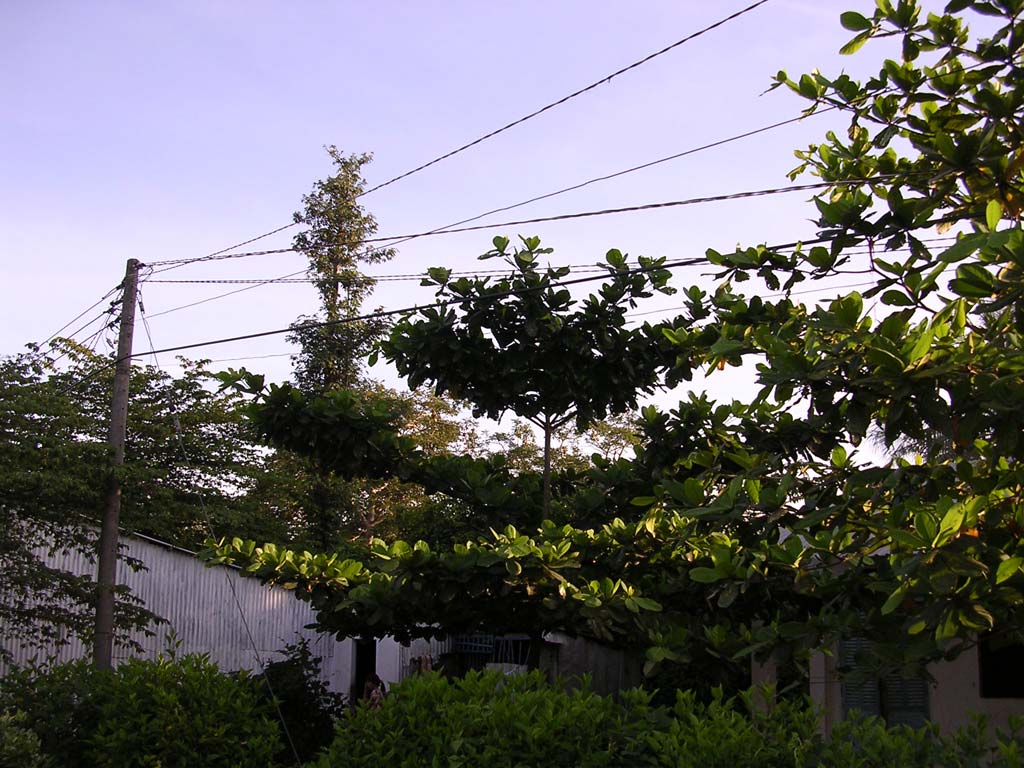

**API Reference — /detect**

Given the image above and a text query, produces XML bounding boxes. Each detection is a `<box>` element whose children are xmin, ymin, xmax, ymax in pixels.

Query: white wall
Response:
<box><xmin>0</xmin><ymin>533</ymin><xmax>355</xmax><ymax>693</ymax></box>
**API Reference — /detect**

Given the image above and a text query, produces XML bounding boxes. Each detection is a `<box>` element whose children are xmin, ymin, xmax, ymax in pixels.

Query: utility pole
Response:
<box><xmin>93</xmin><ymin>258</ymin><xmax>140</xmax><ymax>670</ymax></box>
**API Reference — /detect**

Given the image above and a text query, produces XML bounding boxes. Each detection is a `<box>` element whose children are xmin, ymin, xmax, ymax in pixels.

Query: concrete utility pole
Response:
<box><xmin>93</xmin><ymin>258</ymin><xmax>140</xmax><ymax>670</ymax></box>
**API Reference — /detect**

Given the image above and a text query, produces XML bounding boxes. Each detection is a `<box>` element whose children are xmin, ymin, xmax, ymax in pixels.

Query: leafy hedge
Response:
<box><xmin>0</xmin><ymin>710</ymin><xmax>46</xmax><ymax>768</ymax></box>
<box><xmin>0</xmin><ymin>654</ymin><xmax>282</xmax><ymax>768</ymax></box>
<box><xmin>4</xmin><ymin>661</ymin><xmax>1024</xmax><ymax>767</ymax></box>
<box><xmin>316</xmin><ymin>670</ymin><xmax>1024</xmax><ymax>768</ymax></box>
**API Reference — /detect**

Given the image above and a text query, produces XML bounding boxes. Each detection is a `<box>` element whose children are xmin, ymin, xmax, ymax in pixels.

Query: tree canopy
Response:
<box><xmin>209</xmin><ymin>0</ymin><xmax>1024</xmax><ymax>680</ymax></box>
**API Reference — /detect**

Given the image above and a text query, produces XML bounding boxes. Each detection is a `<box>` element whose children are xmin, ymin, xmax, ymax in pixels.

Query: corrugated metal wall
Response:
<box><xmin>0</xmin><ymin>533</ymin><xmax>355</xmax><ymax>693</ymax></box>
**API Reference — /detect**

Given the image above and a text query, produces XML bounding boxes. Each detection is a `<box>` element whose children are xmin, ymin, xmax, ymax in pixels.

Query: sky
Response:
<box><xmin>1</xmin><ymin>1</ymin><xmax>934</xmax><ymax>406</ymax></box>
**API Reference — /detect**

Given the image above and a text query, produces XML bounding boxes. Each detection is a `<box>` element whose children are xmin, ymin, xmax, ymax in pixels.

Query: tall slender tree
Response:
<box><xmin>287</xmin><ymin>147</ymin><xmax>395</xmax><ymax>393</ymax></box>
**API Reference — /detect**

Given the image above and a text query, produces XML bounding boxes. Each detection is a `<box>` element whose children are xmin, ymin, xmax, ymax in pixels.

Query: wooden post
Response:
<box><xmin>93</xmin><ymin>259</ymin><xmax>140</xmax><ymax>669</ymax></box>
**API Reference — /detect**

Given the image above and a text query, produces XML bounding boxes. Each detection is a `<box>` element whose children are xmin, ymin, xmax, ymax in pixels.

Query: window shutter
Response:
<box><xmin>840</xmin><ymin>638</ymin><xmax>882</xmax><ymax>717</ymax></box>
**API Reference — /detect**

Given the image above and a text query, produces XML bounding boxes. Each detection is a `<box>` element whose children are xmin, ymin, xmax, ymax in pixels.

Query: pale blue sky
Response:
<box><xmin>2</xmin><ymin>1</ymin><xmax>929</xmax><ymax>395</ymax></box>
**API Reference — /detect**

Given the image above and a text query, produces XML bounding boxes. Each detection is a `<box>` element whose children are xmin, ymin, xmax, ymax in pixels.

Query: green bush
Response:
<box><xmin>0</xmin><ymin>710</ymin><xmax>48</xmax><ymax>768</ymax></box>
<box><xmin>260</xmin><ymin>639</ymin><xmax>347</xmax><ymax>763</ymax></box>
<box><xmin>313</xmin><ymin>670</ymin><xmax>651</xmax><ymax>768</ymax></box>
<box><xmin>313</xmin><ymin>671</ymin><xmax>1024</xmax><ymax>768</ymax></box>
<box><xmin>642</xmin><ymin>688</ymin><xmax>819</xmax><ymax>768</ymax></box>
<box><xmin>0</xmin><ymin>654</ymin><xmax>283</xmax><ymax>768</ymax></box>
<box><xmin>0</xmin><ymin>660</ymin><xmax>105</xmax><ymax>767</ymax></box>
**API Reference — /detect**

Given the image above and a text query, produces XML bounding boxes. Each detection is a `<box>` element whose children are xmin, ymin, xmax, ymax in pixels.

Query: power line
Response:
<box><xmin>147</xmin><ymin>235</ymin><xmax>960</xmax><ymax>286</ymax></box>
<box><xmin>160</xmin><ymin>351</ymin><xmax>296</xmax><ymax>366</ymax></box>
<box><xmin>337</xmin><ymin>110</ymin><xmax>833</xmax><ymax>262</ymax></box>
<box><xmin>127</xmin><ymin>256</ymin><xmax>710</xmax><ymax>362</ymax></box>
<box><xmin>146</xmin><ymin>105</ymin><xmax>820</xmax><ymax>278</ymax></box>
<box><xmin>147</xmin><ymin>178</ymin><xmax>878</xmax><ymax>268</ymax></box>
<box><xmin>144</xmin><ymin>269</ymin><xmax>309</xmax><ymax>319</ymax></box>
<box><xmin>159</xmin><ymin>1</ymin><xmax>770</xmax><ymax>270</ymax></box>
<box><xmin>623</xmin><ymin>279</ymin><xmax>880</xmax><ymax>321</ymax></box>
<box><xmin>201</xmin><ymin>222</ymin><xmax>297</xmax><ymax>261</ymax></box>
<box><xmin>34</xmin><ymin>284</ymin><xmax>121</xmax><ymax>351</ymax></box>
<box><xmin>142</xmin><ymin>228</ymin><xmax>953</xmax><ymax>323</ymax></box>
<box><xmin>46</xmin><ymin>304</ymin><xmax>121</xmax><ymax>368</ymax></box>
<box><xmin>147</xmin><ymin>108</ymin><xmax>834</xmax><ymax>274</ymax></box>
<box><xmin>360</xmin><ymin>0</ymin><xmax>771</xmax><ymax>197</ymax></box>
<box><xmin>145</xmin><ymin>265</ymin><xmax>611</xmax><ymax>284</ymax></box>
<box><xmin>144</xmin><ymin>49</ymin><xmax>985</xmax><ymax>278</ymax></box>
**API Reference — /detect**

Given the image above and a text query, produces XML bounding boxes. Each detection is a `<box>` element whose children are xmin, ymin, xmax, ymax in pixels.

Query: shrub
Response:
<box><xmin>0</xmin><ymin>654</ymin><xmax>283</xmax><ymax>768</ymax></box>
<box><xmin>313</xmin><ymin>670</ymin><xmax>1024</xmax><ymax>768</ymax></box>
<box><xmin>0</xmin><ymin>710</ymin><xmax>47</xmax><ymax>768</ymax></box>
<box><xmin>259</xmin><ymin>639</ymin><xmax>347</xmax><ymax>763</ymax></box>
<box><xmin>312</xmin><ymin>670</ymin><xmax>651</xmax><ymax>768</ymax></box>
<box><xmin>0</xmin><ymin>660</ymin><xmax>105</xmax><ymax>767</ymax></box>
<box><xmin>643</xmin><ymin>688</ymin><xmax>819</xmax><ymax>768</ymax></box>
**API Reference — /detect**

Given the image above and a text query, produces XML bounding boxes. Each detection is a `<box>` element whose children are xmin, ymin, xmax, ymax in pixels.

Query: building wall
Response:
<box><xmin>927</xmin><ymin>644</ymin><xmax>1024</xmax><ymax>734</ymax></box>
<box><xmin>547</xmin><ymin>632</ymin><xmax>643</xmax><ymax>695</ymax></box>
<box><xmin>808</xmin><ymin>644</ymin><xmax>1024</xmax><ymax>735</ymax></box>
<box><xmin>0</xmin><ymin>533</ymin><xmax>354</xmax><ymax>694</ymax></box>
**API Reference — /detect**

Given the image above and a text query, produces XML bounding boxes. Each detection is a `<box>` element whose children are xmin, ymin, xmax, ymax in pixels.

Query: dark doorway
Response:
<box><xmin>352</xmin><ymin>637</ymin><xmax>377</xmax><ymax>703</ymax></box>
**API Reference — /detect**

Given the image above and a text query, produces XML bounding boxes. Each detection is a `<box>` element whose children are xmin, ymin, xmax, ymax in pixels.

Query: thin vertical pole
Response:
<box><xmin>93</xmin><ymin>258</ymin><xmax>139</xmax><ymax>669</ymax></box>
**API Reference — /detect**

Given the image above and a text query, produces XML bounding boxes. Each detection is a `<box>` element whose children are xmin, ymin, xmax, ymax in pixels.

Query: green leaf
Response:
<box><xmin>830</xmin><ymin>446</ymin><xmax>848</xmax><ymax>467</ymax></box>
<box><xmin>881</xmin><ymin>289</ymin><xmax>915</xmax><ymax>306</ymax></box>
<box><xmin>840</xmin><ymin>31</ymin><xmax>871</xmax><ymax>55</ymax></box>
<box><xmin>996</xmin><ymin>557</ymin><xmax>1023</xmax><ymax>584</ymax></box>
<box><xmin>935</xmin><ymin>503</ymin><xmax>967</xmax><ymax>545</ymax></box>
<box><xmin>633</xmin><ymin>596</ymin><xmax>662</xmax><ymax>612</ymax></box>
<box><xmin>950</xmin><ymin>263</ymin><xmax>994</xmax><ymax>298</ymax></box>
<box><xmin>881</xmin><ymin>584</ymin><xmax>908</xmax><ymax>615</ymax></box>
<box><xmin>683</xmin><ymin>477</ymin><xmax>706</xmax><ymax>506</ymax></box>
<box><xmin>689</xmin><ymin>567</ymin><xmax>721</xmax><ymax>584</ymax></box>
<box><xmin>840</xmin><ymin>11</ymin><xmax>873</xmax><ymax>30</ymax></box>
<box><xmin>939</xmin><ymin>233</ymin><xmax>985</xmax><ymax>263</ymax></box>
<box><xmin>987</xmin><ymin>199</ymin><xmax>1002</xmax><ymax>231</ymax></box>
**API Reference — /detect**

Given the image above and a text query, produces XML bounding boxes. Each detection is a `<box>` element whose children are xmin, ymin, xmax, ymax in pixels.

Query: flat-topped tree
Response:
<box><xmin>379</xmin><ymin>236</ymin><xmax>675</xmax><ymax>516</ymax></box>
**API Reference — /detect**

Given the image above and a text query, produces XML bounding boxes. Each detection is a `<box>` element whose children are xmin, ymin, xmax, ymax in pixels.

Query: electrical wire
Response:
<box><xmin>359</xmin><ymin>0</ymin><xmax>772</xmax><ymax>197</ymax></box>
<box><xmin>147</xmin><ymin>50</ymin><xmax>989</xmax><ymax>279</ymax></box>
<box><xmin>144</xmin><ymin>269</ymin><xmax>309</xmax><ymax>319</ymax></box>
<box><xmin>128</xmin><ymin>256</ymin><xmax>707</xmax><ymax>361</ymax></box>
<box><xmin>160</xmin><ymin>352</ymin><xmax>296</xmax><ymax>367</ymax></box>
<box><xmin>142</xmin><ymin>230</ymin><xmax>956</xmax><ymax>325</ymax></box>
<box><xmin>129</xmin><ymin>207</ymin><xmax>972</xmax><ymax>365</ymax></box>
<box><xmin>33</xmin><ymin>284</ymin><xmax>121</xmax><ymax>351</ymax></box>
<box><xmin>147</xmin><ymin>177</ymin><xmax>884</xmax><ymax>268</ymax></box>
<box><xmin>623</xmin><ymin>279</ymin><xmax>879</xmax><ymax>321</ymax></box>
<box><xmin>46</xmin><ymin>304</ymin><xmax>121</xmax><ymax>368</ymax></box>
<box><xmin>154</xmin><ymin>1</ymin><xmax>771</xmax><ymax>270</ymax></box>
<box><xmin>146</xmin><ymin>266</ymin><xmax>611</xmax><ymax>284</ymax></box>
<box><xmin>145</xmin><ymin>106</ymin><xmax>824</xmax><ymax>277</ymax></box>
<box><xmin>146</xmin><ymin>236</ymin><xmax>960</xmax><ymax>286</ymax></box>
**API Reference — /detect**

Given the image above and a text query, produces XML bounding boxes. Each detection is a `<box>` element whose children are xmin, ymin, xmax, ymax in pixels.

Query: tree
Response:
<box><xmin>209</xmin><ymin>0</ymin><xmax>1024</xmax><ymax>682</ymax></box>
<box><xmin>288</xmin><ymin>146</ymin><xmax>395</xmax><ymax>393</ymax></box>
<box><xmin>0</xmin><ymin>343</ymin><xmax>287</xmax><ymax>659</ymax></box>
<box><xmin>380</xmin><ymin>236</ymin><xmax>675</xmax><ymax>514</ymax></box>
<box><xmin>279</xmin><ymin>147</ymin><xmax>404</xmax><ymax>548</ymax></box>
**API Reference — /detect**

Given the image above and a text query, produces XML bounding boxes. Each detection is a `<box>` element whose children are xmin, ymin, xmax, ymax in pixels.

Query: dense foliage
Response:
<box><xmin>288</xmin><ymin>146</ymin><xmax>395</xmax><ymax>394</ymax></box>
<box><xmin>209</xmin><ymin>0</ymin><xmax>1024</xmax><ymax>682</ymax></box>
<box><xmin>381</xmin><ymin>236</ymin><xmax>676</xmax><ymax>511</ymax></box>
<box><xmin>316</xmin><ymin>670</ymin><xmax>1024</xmax><ymax>768</ymax></box>
<box><xmin>0</xmin><ymin>654</ymin><xmax>282</xmax><ymax>768</ymax></box>
<box><xmin>0</xmin><ymin>344</ymin><xmax>278</xmax><ymax>659</ymax></box>
<box><xmin>0</xmin><ymin>710</ymin><xmax>46</xmax><ymax>768</ymax></box>
<box><xmin>260</xmin><ymin>639</ymin><xmax>348</xmax><ymax>764</ymax></box>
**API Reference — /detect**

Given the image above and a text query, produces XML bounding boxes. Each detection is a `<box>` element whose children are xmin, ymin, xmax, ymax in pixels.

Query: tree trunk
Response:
<box><xmin>542</xmin><ymin>414</ymin><xmax>552</xmax><ymax>518</ymax></box>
